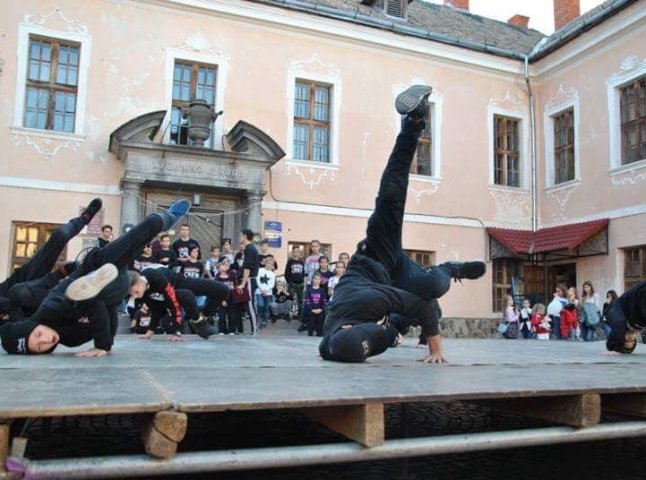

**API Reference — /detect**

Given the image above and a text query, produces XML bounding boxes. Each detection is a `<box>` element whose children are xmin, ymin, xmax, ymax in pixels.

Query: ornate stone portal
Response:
<box><xmin>109</xmin><ymin>112</ymin><xmax>285</xmax><ymax>237</ymax></box>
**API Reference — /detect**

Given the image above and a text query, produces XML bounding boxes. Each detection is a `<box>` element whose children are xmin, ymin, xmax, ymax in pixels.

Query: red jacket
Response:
<box><xmin>560</xmin><ymin>305</ymin><xmax>578</xmax><ymax>337</ymax></box>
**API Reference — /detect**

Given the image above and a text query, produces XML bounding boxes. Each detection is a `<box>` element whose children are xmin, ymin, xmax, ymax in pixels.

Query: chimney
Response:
<box><xmin>507</xmin><ymin>14</ymin><xmax>530</xmax><ymax>28</ymax></box>
<box><xmin>444</xmin><ymin>0</ymin><xmax>469</xmax><ymax>11</ymax></box>
<box><xmin>554</xmin><ymin>0</ymin><xmax>580</xmax><ymax>30</ymax></box>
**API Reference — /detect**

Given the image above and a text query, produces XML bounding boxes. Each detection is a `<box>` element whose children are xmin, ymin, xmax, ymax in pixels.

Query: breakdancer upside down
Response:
<box><xmin>319</xmin><ymin>85</ymin><xmax>486</xmax><ymax>364</ymax></box>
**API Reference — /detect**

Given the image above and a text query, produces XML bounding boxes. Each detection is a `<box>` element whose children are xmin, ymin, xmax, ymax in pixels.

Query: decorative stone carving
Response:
<box><xmin>284</xmin><ymin>164</ymin><xmax>337</xmax><ymax>191</ymax></box>
<box><xmin>544</xmin><ymin>84</ymin><xmax>579</xmax><ymax>112</ymax></box>
<box><xmin>13</xmin><ymin>132</ymin><xmax>82</xmax><ymax>159</ymax></box>
<box><xmin>24</xmin><ymin>7</ymin><xmax>87</xmax><ymax>34</ymax></box>
<box><xmin>166</xmin><ymin>31</ymin><xmax>224</xmax><ymax>57</ymax></box>
<box><xmin>489</xmin><ymin>189</ymin><xmax>531</xmax><ymax>227</ymax></box>
<box><xmin>611</xmin><ymin>165</ymin><xmax>646</xmax><ymax>185</ymax></box>
<box><xmin>182</xmin><ymin>100</ymin><xmax>222</xmax><ymax>147</ymax></box>
<box><xmin>409</xmin><ymin>183</ymin><xmax>439</xmax><ymax>201</ymax></box>
<box><xmin>488</xmin><ymin>90</ymin><xmax>526</xmax><ymax>114</ymax></box>
<box><xmin>607</xmin><ymin>56</ymin><xmax>646</xmax><ymax>85</ymax></box>
<box><xmin>545</xmin><ymin>186</ymin><xmax>575</xmax><ymax>221</ymax></box>
<box><xmin>288</xmin><ymin>53</ymin><xmax>341</xmax><ymax>80</ymax></box>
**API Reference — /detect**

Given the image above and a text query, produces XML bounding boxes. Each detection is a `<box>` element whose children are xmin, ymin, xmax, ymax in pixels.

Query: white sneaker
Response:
<box><xmin>65</xmin><ymin>264</ymin><xmax>118</xmax><ymax>301</ymax></box>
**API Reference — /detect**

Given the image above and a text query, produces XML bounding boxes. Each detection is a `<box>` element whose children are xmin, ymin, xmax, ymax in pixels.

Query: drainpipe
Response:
<box><xmin>524</xmin><ymin>48</ymin><xmax>540</xmax><ymax>233</ymax></box>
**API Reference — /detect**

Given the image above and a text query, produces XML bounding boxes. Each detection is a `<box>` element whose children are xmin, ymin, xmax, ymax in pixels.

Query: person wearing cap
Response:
<box><xmin>0</xmin><ymin>199</ymin><xmax>192</xmax><ymax>357</ymax></box>
<box><xmin>318</xmin><ymin>86</ymin><xmax>486</xmax><ymax>364</ymax></box>
<box><xmin>604</xmin><ymin>281</ymin><xmax>646</xmax><ymax>355</ymax></box>
<box><xmin>0</xmin><ymin>199</ymin><xmax>103</xmax><ymax>322</ymax></box>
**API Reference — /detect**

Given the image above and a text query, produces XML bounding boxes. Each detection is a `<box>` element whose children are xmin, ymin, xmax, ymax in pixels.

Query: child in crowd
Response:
<box><xmin>179</xmin><ymin>246</ymin><xmax>204</xmax><ymax>279</ymax></box>
<box><xmin>256</xmin><ymin>256</ymin><xmax>276</xmax><ymax>329</ymax></box>
<box><xmin>531</xmin><ymin>303</ymin><xmax>550</xmax><ymax>340</ymax></box>
<box><xmin>204</xmin><ymin>245</ymin><xmax>221</xmax><ymax>279</ymax></box>
<box><xmin>547</xmin><ymin>284</ymin><xmax>568</xmax><ymax>340</ymax></box>
<box><xmin>601</xmin><ymin>289</ymin><xmax>618</xmax><ymax>338</ymax></box>
<box><xmin>231</xmin><ymin>242</ymin><xmax>245</xmax><ymax>277</ymax></box>
<box><xmin>303</xmin><ymin>271</ymin><xmax>327</xmax><ymax>337</ymax></box>
<box><xmin>580</xmin><ymin>280</ymin><xmax>601</xmax><ymax>342</ymax></box>
<box><xmin>269</xmin><ymin>279</ymin><xmax>294</xmax><ymax>322</ymax></box>
<box><xmin>285</xmin><ymin>245</ymin><xmax>305</xmax><ymax>322</ymax></box>
<box><xmin>519</xmin><ymin>297</ymin><xmax>533</xmax><ymax>339</ymax></box>
<box><xmin>156</xmin><ymin>234</ymin><xmax>177</xmax><ymax>268</ymax></box>
<box><xmin>560</xmin><ymin>289</ymin><xmax>579</xmax><ymax>341</ymax></box>
<box><xmin>502</xmin><ymin>294</ymin><xmax>519</xmax><ymax>339</ymax></box>
<box><xmin>317</xmin><ymin>255</ymin><xmax>334</xmax><ymax>288</ymax></box>
<box><xmin>221</xmin><ymin>238</ymin><xmax>235</xmax><ymax>265</ymax></box>
<box><xmin>337</xmin><ymin>252</ymin><xmax>350</xmax><ymax>269</ymax></box>
<box><xmin>327</xmin><ymin>261</ymin><xmax>345</xmax><ymax>300</ymax></box>
<box><xmin>130</xmin><ymin>303</ymin><xmax>153</xmax><ymax>334</ymax></box>
<box><xmin>131</xmin><ymin>243</ymin><xmax>157</xmax><ymax>272</ymax></box>
<box><xmin>304</xmin><ymin>240</ymin><xmax>323</xmax><ymax>285</ymax></box>
<box><xmin>259</xmin><ymin>239</ymin><xmax>278</xmax><ymax>270</ymax></box>
<box><xmin>213</xmin><ymin>257</ymin><xmax>237</xmax><ymax>334</ymax></box>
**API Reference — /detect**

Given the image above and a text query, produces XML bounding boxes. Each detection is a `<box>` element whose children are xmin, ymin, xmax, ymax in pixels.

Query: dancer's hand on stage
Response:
<box><xmin>75</xmin><ymin>348</ymin><xmax>109</xmax><ymax>358</ymax></box>
<box><xmin>421</xmin><ymin>354</ymin><xmax>447</xmax><ymax>364</ymax></box>
<box><xmin>138</xmin><ymin>330</ymin><xmax>154</xmax><ymax>340</ymax></box>
<box><xmin>601</xmin><ymin>350</ymin><xmax>621</xmax><ymax>356</ymax></box>
<box><xmin>169</xmin><ymin>334</ymin><xmax>184</xmax><ymax>342</ymax></box>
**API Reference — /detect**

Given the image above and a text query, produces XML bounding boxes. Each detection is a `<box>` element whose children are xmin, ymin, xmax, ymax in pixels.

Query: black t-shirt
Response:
<box><xmin>172</xmin><ymin>238</ymin><xmax>201</xmax><ymax>260</ymax></box>
<box><xmin>132</xmin><ymin>253</ymin><xmax>157</xmax><ymax>272</ymax></box>
<box><xmin>284</xmin><ymin>258</ymin><xmax>305</xmax><ymax>284</ymax></box>
<box><xmin>179</xmin><ymin>261</ymin><xmax>204</xmax><ymax>279</ymax></box>
<box><xmin>96</xmin><ymin>237</ymin><xmax>110</xmax><ymax>248</ymax></box>
<box><xmin>241</xmin><ymin>244</ymin><xmax>260</xmax><ymax>279</ymax></box>
<box><xmin>319</xmin><ymin>270</ymin><xmax>334</xmax><ymax>287</ymax></box>
<box><xmin>156</xmin><ymin>248</ymin><xmax>177</xmax><ymax>268</ymax></box>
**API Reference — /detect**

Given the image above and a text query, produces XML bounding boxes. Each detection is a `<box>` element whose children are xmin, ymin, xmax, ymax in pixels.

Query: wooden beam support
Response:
<box><xmin>298</xmin><ymin>403</ymin><xmax>384</xmax><ymax>447</ymax></box>
<box><xmin>603</xmin><ymin>393</ymin><xmax>646</xmax><ymax>417</ymax></box>
<box><xmin>478</xmin><ymin>394</ymin><xmax>600</xmax><ymax>428</ymax></box>
<box><xmin>0</xmin><ymin>421</ymin><xmax>13</xmax><ymax>479</ymax></box>
<box><xmin>139</xmin><ymin>411</ymin><xmax>187</xmax><ymax>459</ymax></box>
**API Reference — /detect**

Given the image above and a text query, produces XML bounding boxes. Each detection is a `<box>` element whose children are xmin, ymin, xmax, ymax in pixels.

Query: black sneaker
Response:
<box><xmin>442</xmin><ymin>261</ymin><xmax>486</xmax><ymax>282</ymax></box>
<box><xmin>395</xmin><ymin>85</ymin><xmax>433</xmax><ymax>120</ymax></box>
<box><xmin>81</xmin><ymin>198</ymin><xmax>103</xmax><ymax>224</ymax></box>
<box><xmin>297</xmin><ymin>324</ymin><xmax>307</xmax><ymax>333</ymax></box>
<box><xmin>191</xmin><ymin>317</ymin><xmax>216</xmax><ymax>340</ymax></box>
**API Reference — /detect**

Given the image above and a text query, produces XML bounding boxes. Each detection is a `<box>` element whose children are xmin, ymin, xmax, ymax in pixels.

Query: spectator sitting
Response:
<box><xmin>213</xmin><ymin>256</ymin><xmax>236</xmax><ymax>335</ymax></box>
<box><xmin>97</xmin><ymin>224</ymin><xmax>112</xmax><ymax>248</ymax></box>
<box><xmin>156</xmin><ymin>234</ymin><xmax>177</xmax><ymax>269</ymax></box>
<box><xmin>327</xmin><ymin>261</ymin><xmax>345</xmax><ymax>300</ymax></box>
<box><xmin>179</xmin><ymin>247</ymin><xmax>204</xmax><ymax>279</ymax></box>
<box><xmin>131</xmin><ymin>303</ymin><xmax>153</xmax><ymax>334</ymax></box>
<box><xmin>269</xmin><ymin>279</ymin><xmax>294</xmax><ymax>323</ymax></box>
<box><xmin>303</xmin><ymin>271</ymin><xmax>327</xmax><ymax>337</ymax></box>
<box><xmin>318</xmin><ymin>255</ymin><xmax>334</xmax><ymax>288</ymax></box>
<box><xmin>256</xmin><ymin>256</ymin><xmax>276</xmax><ymax>329</ymax></box>
<box><xmin>204</xmin><ymin>245</ymin><xmax>221</xmax><ymax>279</ymax></box>
<box><xmin>531</xmin><ymin>303</ymin><xmax>550</xmax><ymax>340</ymax></box>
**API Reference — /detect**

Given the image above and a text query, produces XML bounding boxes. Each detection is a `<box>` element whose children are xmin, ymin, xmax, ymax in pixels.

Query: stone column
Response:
<box><xmin>120</xmin><ymin>180</ymin><xmax>142</xmax><ymax>234</ymax></box>
<box><xmin>245</xmin><ymin>190</ymin><xmax>265</xmax><ymax>238</ymax></box>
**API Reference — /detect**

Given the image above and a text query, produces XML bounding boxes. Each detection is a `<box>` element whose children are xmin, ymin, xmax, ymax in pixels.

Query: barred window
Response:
<box><xmin>404</xmin><ymin>104</ymin><xmax>433</xmax><ymax>176</ymax></box>
<box><xmin>624</xmin><ymin>246</ymin><xmax>646</xmax><ymax>290</ymax></box>
<box><xmin>404</xmin><ymin>249</ymin><xmax>436</xmax><ymax>268</ymax></box>
<box><xmin>554</xmin><ymin>108</ymin><xmax>575</xmax><ymax>184</ymax></box>
<box><xmin>11</xmin><ymin>222</ymin><xmax>66</xmax><ymax>272</ymax></box>
<box><xmin>620</xmin><ymin>76</ymin><xmax>646</xmax><ymax>165</ymax></box>
<box><xmin>492</xmin><ymin>259</ymin><xmax>520</xmax><ymax>312</ymax></box>
<box><xmin>24</xmin><ymin>36</ymin><xmax>79</xmax><ymax>132</ymax></box>
<box><xmin>493</xmin><ymin>115</ymin><xmax>520</xmax><ymax>187</ymax></box>
<box><xmin>293</xmin><ymin>80</ymin><xmax>331</xmax><ymax>163</ymax></box>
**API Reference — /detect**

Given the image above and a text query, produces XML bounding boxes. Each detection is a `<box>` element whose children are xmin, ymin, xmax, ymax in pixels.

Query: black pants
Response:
<box><xmin>306</xmin><ymin>311</ymin><xmax>325</xmax><ymax>337</ymax></box>
<box><xmin>324</xmin><ymin>119</ymin><xmax>450</xmax><ymax>362</ymax></box>
<box><xmin>175</xmin><ymin>277</ymin><xmax>227</xmax><ymax>319</ymax></box>
<box><xmin>0</xmin><ymin>214</ymin><xmax>86</xmax><ymax>303</ymax></box>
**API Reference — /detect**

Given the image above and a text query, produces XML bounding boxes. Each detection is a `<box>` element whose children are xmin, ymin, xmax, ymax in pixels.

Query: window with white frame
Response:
<box><xmin>23</xmin><ymin>36</ymin><xmax>79</xmax><ymax>133</ymax></box>
<box><xmin>402</xmin><ymin>104</ymin><xmax>433</xmax><ymax>176</ymax></box>
<box><xmin>293</xmin><ymin>79</ymin><xmax>331</xmax><ymax>163</ymax></box>
<box><xmin>619</xmin><ymin>76</ymin><xmax>646</xmax><ymax>165</ymax></box>
<box><xmin>170</xmin><ymin>60</ymin><xmax>217</xmax><ymax>146</ymax></box>
<box><xmin>493</xmin><ymin>115</ymin><xmax>520</xmax><ymax>188</ymax></box>
<box><xmin>553</xmin><ymin>108</ymin><xmax>575</xmax><ymax>184</ymax></box>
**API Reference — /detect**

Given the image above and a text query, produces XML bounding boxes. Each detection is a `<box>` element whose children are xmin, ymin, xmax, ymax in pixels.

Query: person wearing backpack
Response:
<box><xmin>579</xmin><ymin>281</ymin><xmax>601</xmax><ymax>342</ymax></box>
<box><xmin>502</xmin><ymin>295</ymin><xmax>519</xmax><ymax>339</ymax></box>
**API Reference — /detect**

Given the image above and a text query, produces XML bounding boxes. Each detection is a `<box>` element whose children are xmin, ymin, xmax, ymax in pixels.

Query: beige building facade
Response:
<box><xmin>0</xmin><ymin>0</ymin><xmax>645</xmax><ymax>318</ymax></box>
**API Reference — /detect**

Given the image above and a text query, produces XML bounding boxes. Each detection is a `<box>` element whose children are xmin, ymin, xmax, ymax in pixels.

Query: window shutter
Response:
<box><xmin>385</xmin><ymin>0</ymin><xmax>406</xmax><ymax>18</ymax></box>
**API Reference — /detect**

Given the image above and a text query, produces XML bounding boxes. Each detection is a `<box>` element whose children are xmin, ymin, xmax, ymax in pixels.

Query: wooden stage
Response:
<box><xmin>2</xmin><ymin>336</ymin><xmax>646</xmax><ymax>478</ymax></box>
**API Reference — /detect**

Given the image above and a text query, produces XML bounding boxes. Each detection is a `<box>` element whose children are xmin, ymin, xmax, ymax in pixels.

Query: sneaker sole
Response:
<box><xmin>395</xmin><ymin>85</ymin><xmax>433</xmax><ymax>115</ymax></box>
<box><xmin>65</xmin><ymin>263</ymin><xmax>118</xmax><ymax>301</ymax></box>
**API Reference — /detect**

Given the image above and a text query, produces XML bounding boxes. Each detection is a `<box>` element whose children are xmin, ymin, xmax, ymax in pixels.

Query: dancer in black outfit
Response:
<box><xmin>605</xmin><ymin>281</ymin><xmax>646</xmax><ymax>354</ymax></box>
<box><xmin>318</xmin><ymin>86</ymin><xmax>486</xmax><ymax>364</ymax></box>
<box><xmin>0</xmin><ymin>200</ymin><xmax>191</xmax><ymax>356</ymax></box>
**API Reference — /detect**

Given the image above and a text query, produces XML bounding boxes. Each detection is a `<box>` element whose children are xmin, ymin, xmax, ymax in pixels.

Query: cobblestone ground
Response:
<box><xmin>20</xmin><ymin>401</ymin><xmax>646</xmax><ymax>480</ymax></box>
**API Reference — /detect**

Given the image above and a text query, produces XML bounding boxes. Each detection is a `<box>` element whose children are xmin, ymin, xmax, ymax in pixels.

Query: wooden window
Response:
<box><xmin>293</xmin><ymin>80</ymin><xmax>331</xmax><ymax>163</ymax></box>
<box><xmin>492</xmin><ymin>259</ymin><xmax>520</xmax><ymax>312</ymax></box>
<box><xmin>620</xmin><ymin>76</ymin><xmax>646</xmax><ymax>165</ymax></box>
<box><xmin>404</xmin><ymin>104</ymin><xmax>433</xmax><ymax>176</ymax></box>
<box><xmin>11</xmin><ymin>222</ymin><xmax>66</xmax><ymax>273</ymax></box>
<box><xmin>287</xmin><ymin>241</ymin><xmax>333</xmax><ymax>261</ymax></box>
<box><xmin>553</xmin><ymin>108</ymin><xmax>575</xmax><ymax>184</ymax></box>
<box><xmin>24</xmin><ymin>36</ymin><xmax>79</xmax><ymax>132</ymax></box>
<box><xmin>404</xmin><ymin>249</ymin><xmax>436</xmax><ymax>268</ymax></box>
<box><xmin>170</xmin><ymin>61</ymin><xmax>217</xmax><ymax>146</ymax></box>
<box><xmin>624</xmin><ymin>246</ymin><xmax>646</xmax><ymax>290</ymax></box>
<box><xmin>493</xmin><ymin>115</ymin><xmax>520</xmax><ymax>187</ymax></box>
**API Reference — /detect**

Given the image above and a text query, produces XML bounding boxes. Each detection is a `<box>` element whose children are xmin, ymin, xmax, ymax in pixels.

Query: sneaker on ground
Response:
<box><xmin>65</xmin><ymin>263</ymin><xmax>118</xmax><ymax>301</ymax></box>
<box><xmin>190</xmin><ymin>317</ymin><xmax>216</xmax><ymax>340</ymax></box>
<box><xmin>81</xmin><ymin>198</ymin><xmax>103</xmax><ymax>224</ymax></box>
<box><xmin>395</xmin><ymin>85</ymin><xmax>433</xmax><ymax>119</ymax></box>
<box><xmin>442</xmin><ymin>261</ymin><xmax>486</xmax><ymax>282</ymax></box>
